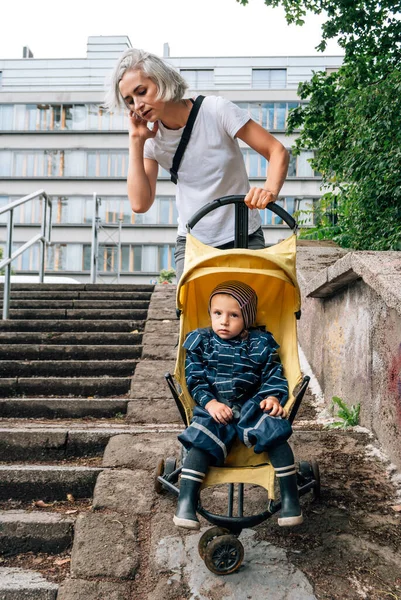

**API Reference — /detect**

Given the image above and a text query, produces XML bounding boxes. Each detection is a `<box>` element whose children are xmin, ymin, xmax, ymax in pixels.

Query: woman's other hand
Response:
<box><xmin>128</xmin><ymin>111</ymin><xmax>159</xmax><ymax>141</ymax></box>
<box><xmin>260</xmin><ymin>396</ymin><xmax>287</xmax><ymax>417</ymax></box>
<box><xmin>244</xmin><ymin>187</ymin><xmax>278</xmax><ymax>209</ymax></box>
<box><xmin>205</xmin><ymin>399</ymin><xmax>234</xmax><ymax>424</ymax></box>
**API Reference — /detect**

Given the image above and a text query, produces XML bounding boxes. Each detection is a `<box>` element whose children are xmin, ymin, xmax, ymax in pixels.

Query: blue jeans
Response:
<box><xmin>174</xmin><ymin>226</ymin><xmax>265</xmax><ymax>282</ymax></box>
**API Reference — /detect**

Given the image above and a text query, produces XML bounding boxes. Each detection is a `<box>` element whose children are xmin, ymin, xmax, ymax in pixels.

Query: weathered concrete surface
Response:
<box><xmin>129</xmin><ymin>360</ymin><xmax>176</xmax><ymax>400</ymax></box>
<box><xmin>92</xmin><ymin>469</ymin><xmax>154</xmax><ymax>514</ymax></box>
<box><xmin>0</xmin><ymin>398</ymin><xmax>129</xmax><ymax>419</ymax></box>
<box><xmin>128</xmin><ymin>285</ymin><xmax>180</xmax><ymax>421</ymax></box>
<box><xmin>57</xmin><ymin>579</ymin><xmax>133</xmax><ymax>600</ymax></box>
<box><xmin>0</xmin><ymin>567</ymin><xmax>58</xmax><ymax>599</ymax></box>
<box><xmin>146</xmin><ymin>284</ymin><xmax>178</xmax><ymax>322</ymax></box>
<box><xmin>305</xmin><ymin>251</ymin><xmax>401</xmax><ymax>316</ymax></box>
<box><xmin>142</xmin><ymin>318</ymin><xmax>179</xmax><ymax>361</ymax></box>
<box><xmin>102</xmin><ymin>433</ymin><xmax>181</xmax><ymax>469</ymax></box>
<box><xmin>297</xmin><ymin>247</ymin><xmax>401</xmax><ymax>470</ymax></box>
<box><xmin>0</xmin><ymin>510</ymin><xmax>73</xmax><ymax>555</ymax></box>
<box><xmin>70</xmin><ymin>512</ymin><xmax>139</xmax><ymax>579</ymax></box>
<box><xmin>0</xmin><ymin>465</ymin><xmax>102</xmax><ymax>501</ymax></box>
<box><xmin>152</xmin><ymin>528</ymin><xmax>316</xmax><ymax>600</ymax></box>
<box><xmin>127</xmin><ymin>398</ymin><xmax>182</xmax><ymax>423</ymax></box>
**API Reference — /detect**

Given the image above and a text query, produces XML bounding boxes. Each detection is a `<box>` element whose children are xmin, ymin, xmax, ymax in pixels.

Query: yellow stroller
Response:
<box><xmin>156</xmin><ymin>196</ymin><xmax>320</xmax><ymax>575</ymax></box>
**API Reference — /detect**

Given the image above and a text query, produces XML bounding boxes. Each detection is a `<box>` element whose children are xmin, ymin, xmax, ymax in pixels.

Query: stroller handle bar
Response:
<box><xmin>186</xmin><ymin>195</ymin><xmax>298</xmax><ymax>233</ymax></box>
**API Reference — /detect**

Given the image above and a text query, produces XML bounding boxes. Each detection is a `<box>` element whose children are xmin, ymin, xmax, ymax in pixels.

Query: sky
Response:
<box><xmin>1</xmin><ymin>0</ymin><xmax>343</xmax><ymax>60</ymax></box>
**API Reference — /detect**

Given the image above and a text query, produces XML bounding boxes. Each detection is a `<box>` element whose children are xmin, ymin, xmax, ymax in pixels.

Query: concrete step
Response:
<box><xmin>9</xmin><ymin>291</ymin><xmax>152</xmax><ymax>300</ymax></box>
<box><xmin>0</xmin><ymin>567</ymin><xmax>58</xmax><ymax>599</ymax></box>
<box><xmin>0</xmin><ymin>465</ymin><xmax>102</xmax><ymax>501</ymax></box>
<box><xmin>2</xmin><ymin>300</ymin><xmax>150</xmax><ymax>310</ymax></box>
<box><xmin>0</xmin><ymin>320</ymin><xmax>145</xmax><ymax>332</ymax></box>
<box><xmin>0</xmin><ymin>345</ymin><xmax>142</xmax><ymax>360</ymax></box>
<box><xmin>0</xmin><ymin>423</ymin><xmax>182</xmax><ymax>461</ymax></box>
<box><xmin>0</xmin><ymin>511</ymin><xmax>74</xmax><ymax>555</ymax></box>
<box><xmin>7</xmin><ymin>309</ymin><xmax>148</xmax><ymax>320</ymax></box>
<box><xmin>0</xmin><ymin>398</ymin><xmax>128</xmax><ymax>419</ymax></box>
<box><xmin>0</xmin><ymin>332</ymin><xmax>142</xmax><ymax>345</ymax></box>
<box><xmin>0</xmin><ymin>425</ymin><xmax>130</xmax><ymax>460</ymax></box>
<box><xmin>0</xmin><ymin>377</ymin><xmax>132</xmax><ymax>398</ymax></box>
<box><xmin>0</xmin><ymin>360</ymin><xmax>138</xmax><ymax>378</ymax></box>
<box><xmin>0</xmin><ymin>283</ymin><xmax>154</xmax><ymax>292</ymax></box>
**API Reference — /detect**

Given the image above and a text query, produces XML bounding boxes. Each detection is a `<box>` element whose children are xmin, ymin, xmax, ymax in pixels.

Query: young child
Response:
<box><xmin>174</xmin><ymin>280</ymin><xmax>303</xmax><ymax>530</ymax></box>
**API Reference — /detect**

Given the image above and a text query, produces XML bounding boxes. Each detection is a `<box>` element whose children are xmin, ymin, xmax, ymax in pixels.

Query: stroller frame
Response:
<box><xmin>155</xmin><ymin>196</ymin><xmax>320</xmax><ymax>574</ymax></box>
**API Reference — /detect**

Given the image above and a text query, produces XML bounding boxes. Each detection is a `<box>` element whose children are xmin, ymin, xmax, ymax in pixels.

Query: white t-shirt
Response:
<box><xmin>144</xmin><ymin>95</ymin><xmax>262</xmax><ymax>245</ymax></box>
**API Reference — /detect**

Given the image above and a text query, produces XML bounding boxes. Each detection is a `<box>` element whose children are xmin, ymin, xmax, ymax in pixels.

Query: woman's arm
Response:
<box><xmin>127</xmin><ymin>112</ymin><xmax>159</xmax><ymax>213</ymax></box>
<box><xmin>236</xmin><ymin>119</ymin><xmax>289</xmax><ymax>209</ymax></box>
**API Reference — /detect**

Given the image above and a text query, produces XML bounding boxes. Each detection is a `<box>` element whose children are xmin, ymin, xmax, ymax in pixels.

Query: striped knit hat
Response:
<box><xmin>209</xmin><ymin>281</ymin><xmax>258</xmax><ymax>330</ymax></box>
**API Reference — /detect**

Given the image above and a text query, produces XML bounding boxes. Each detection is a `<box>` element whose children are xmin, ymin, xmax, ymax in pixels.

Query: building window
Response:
<box><xmin>0</xmin><ymin>103</ymin><xmax>129</xmax><ymax>132</ymax></box>
<box><xmin>242</xmin><ymin>148</ymin><xmax>318</xmax><ymax>179</ymax></box>
<box><xmin>288</xmin><ymin>150</ymin><xmax>317</xmax><ymax>177</ymax></box>
<box><xmin>259</xmin><ymin>197</ymin><xmax>296</xmax><ymax>225</ymax></box>
<box><xmin>0</xmin><ymin>151</ymin><xmax>12</xmax><ymax>176</ymax></box>
<box><xmin>86</xmin><ymin>151</ymin><xmax>128</xmax><ymax>177</ymax></box>
<box><xmin>83</xmin><ymin>244</ymin><xmax>176</xmax><ymax>274</ymax></box>
<box><xmin>252</xmin><ymin>69</ymin><xmax>286</xmax><ymax>89</ymax></box>
<box><xmin>180</xmin><ymin>69</ymin><xmax>214</xmax><ymax>89</ymax></box>
<box><xmin>0</xmin><ymin>105</ymin><xmax>13</xmax><ymax>129</ymax></box>
<box><xmin>0</xmin><ymin>195</ymin><xmax>179</xmax><ymax>226</ymax></box>
<box><xmin>236</xmin><ymin>101</ymin><xmax>298</xmax><ymax>131</ymax></box>
<box><xmin>241</xmin><ymin>149</ymin><xmax>268</xmax><ymax>177</ymax></box>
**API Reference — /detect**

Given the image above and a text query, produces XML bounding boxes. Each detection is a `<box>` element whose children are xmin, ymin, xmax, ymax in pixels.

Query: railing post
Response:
<box><xmin>90</xmin><ymin>193</ymin><xmax>99</xmax><ymax>284</ymax></box>
<box><xmin>2</xmin><ymin>209</ymin><xmax>14</xmax><ymax>320</ymax></box>
<box><xmin>39</xmin><ymin>194</ymin><xmax>47</xmax><ymax>282</ymax></box>
<box><xmin>117</xmin><ymin>218</ymin><xmax>122</xmax><ymax>284</ymax></box>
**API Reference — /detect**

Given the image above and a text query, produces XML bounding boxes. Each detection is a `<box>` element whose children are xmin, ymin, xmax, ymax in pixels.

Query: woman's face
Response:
<box><xmin>119</xmin><ymin>69</ymin><xmax>164</xmax><ymax>123</ymax></box>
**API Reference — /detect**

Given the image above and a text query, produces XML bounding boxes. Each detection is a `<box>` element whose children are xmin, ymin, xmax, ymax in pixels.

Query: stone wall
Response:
<box><xmin>297</xmin><ymin>245</ymin><xmax>401</xmax><ymax>469</ymax></box>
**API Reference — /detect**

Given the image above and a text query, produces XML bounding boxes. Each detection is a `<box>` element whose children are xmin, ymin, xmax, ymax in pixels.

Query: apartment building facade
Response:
<box><xmin>0</xmin><ymin>36</ymin><xmax>343</xmax><ymax>283</ymax></box>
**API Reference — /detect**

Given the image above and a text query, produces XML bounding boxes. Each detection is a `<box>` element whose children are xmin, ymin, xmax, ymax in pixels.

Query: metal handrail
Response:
<box><xmin>0</xmin><ymin>189</ymin><xmax>52</xmax><ymax>319</ymax></box>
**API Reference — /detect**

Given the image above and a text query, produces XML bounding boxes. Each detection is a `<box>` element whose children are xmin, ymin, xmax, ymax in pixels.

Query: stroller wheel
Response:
<box><xmin>164</xmin><ymin>456</ymin><xmax>177</xmax><ymax>477</ymax></box>
<box><xmin>154</xmin><ymin>458</ymin><xmax>165</xmax><ymax>494</ymax></box>
<box><xmin>198</xmin><ymin>526</ymin><xmax>230</xmax><ymax>559</ymax></box>
<box><xmin>298</xmin><ymin>459</ymin><xmax>321</xmax><ymax>501</ymax></box>
<box><xmin>298</xmin><ymin>460</ymin><xmax>312</xmax><ymax>479</ymax></box>
<box><xmin>204</xmin><ymin>534</ymin><xmax>244</xmax><ymax>575</ymax></box>
<box><xmin>311</xmin><ymin>459</ymin><xmax>321</xmax><ymax>500</ymax></box>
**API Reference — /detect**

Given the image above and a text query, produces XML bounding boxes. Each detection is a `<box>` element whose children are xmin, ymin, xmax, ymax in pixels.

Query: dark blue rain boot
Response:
<box><xmin>268</xmin><ymin>442</ymin><xmax>303</xmax><ymax>527</ymax></box>
<box><xmin>173</xmin><ymin>447</ymin><xmax>210</xmax><ymax>530</ymax></box>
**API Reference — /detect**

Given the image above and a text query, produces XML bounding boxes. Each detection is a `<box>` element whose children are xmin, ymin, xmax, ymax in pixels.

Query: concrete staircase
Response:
<box><xmin>0</xmin><ymin>283</ymin><xmax>154</xmax><ymax>598</ymax></box>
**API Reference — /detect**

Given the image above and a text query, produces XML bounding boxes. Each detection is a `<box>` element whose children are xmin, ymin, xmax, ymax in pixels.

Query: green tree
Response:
<box><xmin>237</xmin><ymin>0</ymin><xmax>401</xmax><ymax>250</ymax></box>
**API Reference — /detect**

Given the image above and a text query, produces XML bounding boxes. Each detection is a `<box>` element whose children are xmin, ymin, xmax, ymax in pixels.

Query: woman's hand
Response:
<box><xmin>128</xmin><ymin>111</ymin><xmax>159</xmax><ymax>142</ymax></box>
<box><xmin>205</xmin><ymin>399</ymin><xmax>233</xmax><ymax>424</ymax></box>
<box><xmin>244</xmin><ymin>187</ymin><xmax>278</xmax><ymax>210</ymax></box>
<box><xmin>260</xmin><ymin>396</ymin><xmax>287</xmax><ymax>417</ymax></box>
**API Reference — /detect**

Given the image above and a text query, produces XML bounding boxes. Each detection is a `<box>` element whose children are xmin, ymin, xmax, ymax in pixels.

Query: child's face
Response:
<box><xmin>210</xmin><ymin>294</ymin><xmax>245</xmax><ymax>340</ymax></box>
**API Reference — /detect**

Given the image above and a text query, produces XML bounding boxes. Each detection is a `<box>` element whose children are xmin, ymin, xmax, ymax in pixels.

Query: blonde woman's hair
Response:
<box><xmin>104</xmin><ymin>48</ymin><xmax>188</xmax><ymax>111</ymax></box>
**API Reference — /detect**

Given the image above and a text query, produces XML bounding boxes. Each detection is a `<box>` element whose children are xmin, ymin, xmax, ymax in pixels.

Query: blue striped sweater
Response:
<box><xmin>183</xmin><ymin>328</ymin><xmax>289</xmax><ymax>409</ymax></box>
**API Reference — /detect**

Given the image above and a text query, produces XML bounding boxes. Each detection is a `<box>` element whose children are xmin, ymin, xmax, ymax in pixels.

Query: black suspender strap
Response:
<box><xmin>170</xmin><ymin>95</ymin><xmax>205</xmax><ymax>185</ymax></box>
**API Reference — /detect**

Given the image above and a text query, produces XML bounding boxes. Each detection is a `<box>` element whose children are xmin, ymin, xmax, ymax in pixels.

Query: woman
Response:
<box><xmin>105</xmin><ymin>49</ymin><xmax>289</xmax><ymax>280</ymax></box>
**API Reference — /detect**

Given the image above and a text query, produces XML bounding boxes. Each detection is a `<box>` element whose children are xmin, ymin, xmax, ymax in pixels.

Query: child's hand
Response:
<box><xmin>260</xmin><ymin>396</ymin><xmax>287</xmax><ymax>417</ymax></box>
<box><xmin>205</xmin><ymin>399</ymin><xmax>233</xmax><ymax>424</ymax></box>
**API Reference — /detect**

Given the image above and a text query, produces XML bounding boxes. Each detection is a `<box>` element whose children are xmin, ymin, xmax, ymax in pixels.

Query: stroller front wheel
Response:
<box><xmin>204</xmin><ymin>534</ymin><xmax>244</xmax><ymax>575</ymax></box>
<box><xmin>198</xmin><ymin>526</ymin><xmax>230</xmax><ymax>559</ymax></box>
